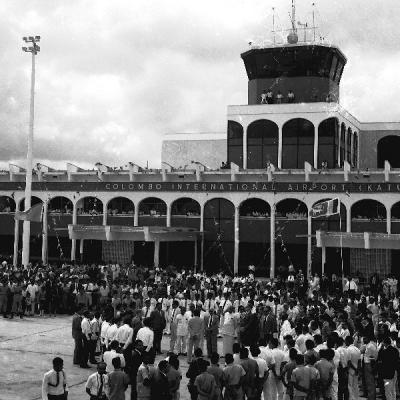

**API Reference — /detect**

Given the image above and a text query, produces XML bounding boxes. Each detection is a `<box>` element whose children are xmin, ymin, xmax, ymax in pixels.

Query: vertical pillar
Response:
<box><xmin>350</xmin><ymin>131</ymin><xmax>354</xmax><ymax>167</ymax></box>
<box><xmin>278</xmin><ymin>125</ymin><xmax>283</xmax><ymax>169</ymax></box>
<box><xmin>321</xmin><ymin>246</ymin><xmax>326</xmax><ymax>275</ymax></box>
<box><xmin>71</xmin><ymin>203</ymin><xmax>77</xmax><ymax>261</ymax></box>
<box><xmin>313</xmin><ymin>125</ymin><xmax>318</xmax><ymax>169</ymax></box>
<box><xmin>234</xmin><ymin>205</ymin><xmax>239</xmax><ymax>275</ymax></box>
<box><xmin>307</xmin><ymin>214</ymin><xmax>312</xmax><ymax>279</ymax></box>
<box><xmin>80</xmin><ymin>239</ymin><xmax>84</xmax><ymax>261</ymax></box>
<box><xmin>346</xmin><ymin>206</ymin><xmax>351</xmax><ymax>233</ymax></box>
<box><xmin>154</xmin><ymin>240</ymin><xmax>160</xmax><ymax>267</ymax></box>
<box><xmin>41</xmin><ymin>200</ymin><xmax>48</xmax><ymax>265</ymax></box>
<box><xmin>194</xmin><ymin>240</ymin><xmax>198</xmax><ymax>271</ymax></box>
<box><xmin>337</xmin><ymin>122</ymin><xmax>341</xmax><ymax>167</ymax></box>
<box><xmin>386</xmin><ymin>205</ymin><xmax>391</xmax><ymax>234</ymax></box>
<box><xmin>134</xmin><ymin>203</ymin><xmax>139</xmax><ymax>226</ymax></box>
<box><xmin>200</xmin><ymin>203</ymin><xmax>204</xmax><ymax>272</ymax></box>
<box><xmin>13</xmin><ymin>206</ymin><xmax>20</xmax><ymax>267</ymax></box>
<box><xmin>243</xmin><ymin>123</ymin><xmax>248</xmax><ymax>169</ymax></box>
<box><xmin>102</xmin><ymin>201</ymin><xmax>107</xmax><ymax>225</ymax></box>
<box><xmin>166</xmin><ymin>203</ymin><xmax>172</xmax><ymax>227</ymax></box>
<box><xmin>270</xmin><ymin>203</ymin><xmax>276</xmax><ymax>279</ymax></box>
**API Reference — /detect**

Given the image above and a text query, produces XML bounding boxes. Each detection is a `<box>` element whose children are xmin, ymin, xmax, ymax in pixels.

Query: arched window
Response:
<box><xmin>352</xmin><ymin>132</ymin><xmax>358</xmax><ymax>168</ymax></box>
<box><xmin>107</xmin><ymin>197</ymin><xmax>134</xmax><ymax>215</ymax></box>
<box><xmin>346</xmin><ymin>128</ymin><xmax>352</xmax><ymax>164</ymax></box>
<box><xmin>77</xmin><ymin>197</ymin><xmax>103</xmax><ymax>215</ymax></box>
<box><xmin>247</xmin><ymin>120</ymin><xmax>278</xmax><ymax>169</ymax></box>
<box><xmin>377</xmin><ymin>136</ymin><xmax>400</xmax><ymax>168</ymax></box>
<box><xmin>227</xmin><ymin>121</ymin><xmax>243</xmax><ymax>168</ymax></box>
<box><xmin>48</xmin><ymin>197</ymin><xmax>73</xmax><ymax>215</ymax></box>
<box><xmin>282</xmin><ymin>118</ymin><xmax>314</xmax><ymax>169</ymax></box>
<box><xmin>318</xmin><ymin>118</ymin><xmax>339</xmax><ymax>168</ymax></box>
<box><xmin>340</xmin><ymin>123</ymin><xmax>346</xmax><ymax>167</ymax></box>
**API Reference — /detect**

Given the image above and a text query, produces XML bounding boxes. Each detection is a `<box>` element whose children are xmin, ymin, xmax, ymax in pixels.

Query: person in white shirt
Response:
<box><xmin>89</xmin><ymin>312</ymin><xmax>101</xmax><ymax>364</ymax></box>
<box><xmin>175</xmin><ymin>307</ymin><xmax>189</xmax><ymax>355</ymax></box>
<box><xmin>105</xmin><ymin>319</ymin><xmax>118</xmax><ymax>350</ymax></box>
<box><xmin>26</xmin><ymin>280</ymin><xmax>38</xmax><ymax>316</ymax></box>
<box><xmin>103</xmin><ymin>340</ymin><xmax>126</xmax><ymax>373</ymax></box>
<box><xmin>100</xmin><ymin>317</ymin><xmax>110</xmax><ymax>353</ymax></box>
<box><xmin>115</xmin><ymin>316</ymin><xmax>134</xmax><ymax>351</ymax></box>
<box><xmin>81</xmin><ymin>311</ymin><xmax>92</xmax><ymax>367</ymax></box>
<box><xmin>136</xmin><ymin>317</ymin><xmax>154</xmax><ymax>354</ymax></box>
<box><xmin>345</xmin><ymin>336</ymin><xmax>361</xmax><ymax>400</ymax></box>
<box><xmin>42</xmin><ymin>357</ymin><xmax>68</xmax><ymax>400</ymax></box>
<box><xmin>269</xmin><ymin>338</ymin><xmax>285</xmax><ymax>400</ymax></box>
<box><xmin>85</xmin><ymin>362</ymin><xmax>109</xmax><ymax>399</ymax></box>
<box><xmin>141</xmin><ymin>299</ymin><xmax>153</xmax><ymax>319</ymax></box>
<box><xmin>250</xmin><ymin>345</ymin><xmax>268</xmax><ymax>397</ymax></box>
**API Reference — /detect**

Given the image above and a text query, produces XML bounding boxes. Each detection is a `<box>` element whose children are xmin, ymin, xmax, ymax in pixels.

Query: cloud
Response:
<box><xmin>0</xmin><ymin>0</ymin><xmax>399</xmax><ymax>170</ymax></box>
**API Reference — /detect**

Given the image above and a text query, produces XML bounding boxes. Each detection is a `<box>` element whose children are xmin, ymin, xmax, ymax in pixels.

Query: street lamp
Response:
<box><xmin>21</xmin><ymin>35</ymin><xmax>40</xmax><ymax>267</ymax></box>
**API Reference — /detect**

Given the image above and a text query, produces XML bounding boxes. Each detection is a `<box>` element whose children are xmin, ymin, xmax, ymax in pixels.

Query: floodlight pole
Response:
<box><xmin>21</xmin><ymin>36</ymin><xmax>40</xmax><ymax>267</ymax></box>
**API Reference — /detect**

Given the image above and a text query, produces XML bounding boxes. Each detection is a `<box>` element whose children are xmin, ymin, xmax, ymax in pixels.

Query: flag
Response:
<box><xmin>14</xmin><ymin>203</ymin><xmax>43</xmax><ymax>222</ymax></box>
<box><xmin>310</xmin><ymin>198</ymin><xmax>340</xmax><ymax>218</ymax></box>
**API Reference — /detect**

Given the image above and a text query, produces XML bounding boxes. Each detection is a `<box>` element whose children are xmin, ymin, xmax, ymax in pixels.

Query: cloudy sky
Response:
<box><xmin>1</xmin><ymin>0</ymin><xmax>399</xmax><ymax>169</ymax></box>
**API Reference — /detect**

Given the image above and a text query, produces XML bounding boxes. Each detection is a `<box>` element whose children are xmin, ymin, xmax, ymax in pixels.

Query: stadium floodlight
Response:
<box><xmin>19</xmin><ymin>35</ymin><xmax>41</xmax><ymax>267</ymax></box>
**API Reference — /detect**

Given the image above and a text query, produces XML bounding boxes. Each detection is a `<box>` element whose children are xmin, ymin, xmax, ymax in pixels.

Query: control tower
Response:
<box><xmin>241</xmin><ymin>1</ymin><xmax>347</xmax><ymax>105</ymax></box>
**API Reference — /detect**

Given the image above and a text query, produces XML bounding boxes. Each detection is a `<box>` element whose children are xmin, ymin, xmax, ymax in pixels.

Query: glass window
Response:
<box><xmin>227</xmin><ymin>121</ymin><xmax>243</xmax><ymax>167</ymax></box>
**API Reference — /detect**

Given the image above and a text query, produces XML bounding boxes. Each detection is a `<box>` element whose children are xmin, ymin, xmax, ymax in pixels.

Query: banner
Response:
<box><xmin>14</xmin><ymin>203</ymin><xmax>43</xmax><ymax>222</ymax></box>
<box><xmin>310</xmin><ymin>198</ymin><xmax>340</xmax><ymax>218</ymax></box>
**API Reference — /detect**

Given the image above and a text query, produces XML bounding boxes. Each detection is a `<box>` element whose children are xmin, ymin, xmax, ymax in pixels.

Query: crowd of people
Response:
<box><xmin>1</xmin><ymin>259</ymin><xmax>400</xmax><ymax>399</ymax></box>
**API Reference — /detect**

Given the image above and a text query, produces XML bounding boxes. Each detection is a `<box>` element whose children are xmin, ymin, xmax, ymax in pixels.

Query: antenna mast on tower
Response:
<box><xmin>287</xmin><ymin>0</ymin><xmax>299</xmax><ymax>44</ymax></box>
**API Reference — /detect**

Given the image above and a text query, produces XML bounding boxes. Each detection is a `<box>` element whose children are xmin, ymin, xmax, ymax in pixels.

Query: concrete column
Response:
<box><xmin>243</xmin><ymin>123</ymin><xmax>248</xmax><ymax>169</ymax></box>
<box><xmin>337</xmin><ymin>122</ymin><xmax>341</xmax><ymax>167</ymax></box>
<box><xmin>278</xmin><ymin>125</ymin><xmax>283</xmax><ymax>169</ymax></box>
<box><xmin>387</xmin><ymin>205</ymin><xmax>391</xmax><ymax>234</ymax></box>
<box><xmin>154</xmin><ymin>240</ymin><xmax>160</xmax><ymax>267</ymax></box>
<box><xmin>41</xmin><ymin>201</ymin><xmax>48</xmax><ymax>265</ymax></box>
<box><xmin>166</xmin><ymin>203</ymin><xmax>172</xmax><ymax>227</ymax></box>
<box><xmin>322</xmin><ymin>246</ymin><xmax>326</xmax><ymax>275</ymax></box>
<box><xmin>313</xmin><ymin>125</ymin><xmax>318</xmax><ymax>168</ymax></box>
<box><xmin>102</xmin><ymin>201</ymin><xmax>107</xmax><ymax>226</ymax></box>
<box><xmin>270</xmin><ymin>203</ymin><xmax>276</xmax><ymax>279</ymax></box>
<box><xmin>71</xmin><ymin>203</ymin><xmax>78</xmax><ymax>261</ymax></box>
<box><xmin>234</xmin><ymin>205</ymin><xmax>239</xmax><ymax>275</ymax></box>
<box><xmin>200</xmin><ymin>203</ymin><xmax>204</xmax><ymax>272</ymax></box>
<box><xmin>307</xmin><ymin>214</ymin><xmax>312</xmax><ymax>279</ymax></box>
<box><xmin>134</xmin><ymin>203</ymin><xmax>139</xmax><ymax>226</ymax></box>
<box><xmin>80</xmin><ymin>239</ymin><xmax>84</xmax><ymax>261</ymax></box>
<box><xmin>194</xmin><ymin>240</ymin><xmax>198</xmax><ymax>271</ymax></box>
<box><xmin>13</xmin><ymin>212</ymin><xmax>20</xmax><ymax>267</ymax></box>
<box><xmin>346</xmin><ymin>206</ymin><xmax>351</xmax><ymax>233</ymax></box>
<box><xmin>350</xmin><ymin>131</ymin><xmax>354</xmax><ymax>167</ymax></box>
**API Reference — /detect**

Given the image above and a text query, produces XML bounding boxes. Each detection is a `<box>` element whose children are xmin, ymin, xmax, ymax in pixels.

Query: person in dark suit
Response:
<box><xmin>72</xmin><ymin>309</ymin><xmax>83</xmax><ymax>365</ymax></box>
<box><xmin>204</xmin><ymin>308</ymin><xmax>219</xmax><ymax>357</ymax></box>
<box><xmin>239</xmin><ymin>304</ymin><xmax>259</xmax><ymax>346</ymax></box>
<box><xmin>130</xmin><ymin>339</ymin><xmax>144</xmax><ymax>400</ymax></box>
<box><xmin>151</xmin><ymin>359</ymin><xmax>172</xmax><ymax>400</ymax></box>
<box><xmin>264</xmin><ymin>306</ymin><xmax>278</xmax><ymax>342</ymax></box>
<box><xmin>150</xmin><ymin>302</ymin><xmax>166</xmax><ymax>355</ymax></box>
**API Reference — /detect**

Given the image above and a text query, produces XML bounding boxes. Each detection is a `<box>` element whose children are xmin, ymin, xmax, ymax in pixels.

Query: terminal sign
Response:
<box><xmin>1</xmin><ymin>181</ymin><xmax>400</xmax><ymax>193</ymax></box>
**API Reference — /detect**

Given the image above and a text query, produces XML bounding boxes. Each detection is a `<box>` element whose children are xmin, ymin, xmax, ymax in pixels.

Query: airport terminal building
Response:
<box><xmin>2</xmin><ymin>30</ymin><xmax>400</xmax><ymax>279</ymax></box>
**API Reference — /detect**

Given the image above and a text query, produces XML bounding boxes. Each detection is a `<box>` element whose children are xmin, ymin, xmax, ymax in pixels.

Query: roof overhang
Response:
<box><xmin>316</xmin><ymin>230</ymin><xmax>400</xmax><ymax>249</ymax></box>
<box><xmin>68</xmin><ymin>225</ymin><xmax>202</xmax><ymax>242</ymax></box>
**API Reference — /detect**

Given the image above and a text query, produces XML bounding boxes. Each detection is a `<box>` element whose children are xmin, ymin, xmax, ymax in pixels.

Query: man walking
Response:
<box><xmin>169</xmin><ymin>300</ymin><xmax>179</xmax><ymax>353</ymax></box>
<box><xmin>150</xmin><ymin>302</ymin><xmax>166</xmax><ymax>355</ymax></box>
<box><xmin>42</xmin><ymin>357</ymin><xmax>68</xmax><ymax>400</ymax></box>
<box><xmin>108</xmin><ymin>357</ymin><xmax>130</xmax><ymax>400</ymax></box>
<box><xmin>204</xmin><ymin>308</ymin><xmax>219</xmax><ymax>357</ymax></box>
<box><xmin>72</xmin><ymin>309</ymin><xmax>84</xmax><ymax>366</ymax></box>
<box><xmin>377</xmin><ymin>336</ymin><xmax>399</xmax><ymax>400</ymax></box>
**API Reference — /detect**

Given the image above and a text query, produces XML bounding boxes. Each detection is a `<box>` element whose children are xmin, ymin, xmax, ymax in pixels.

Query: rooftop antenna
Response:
<box><xmin>312</xmin><ymin>2</ymin><xmax>316</xmax><ymax>42</ymax></box>
<box><xmin>287</xmin><ymin>0</ymin><xmax>299</xmax><ymax>44</ymax></box>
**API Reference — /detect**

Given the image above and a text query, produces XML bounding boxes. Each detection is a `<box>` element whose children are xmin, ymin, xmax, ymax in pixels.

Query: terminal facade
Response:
<box><xmin>2</xmin><ymin>32</ymin><xmax>400</xmax><ymax>279</ymax></box>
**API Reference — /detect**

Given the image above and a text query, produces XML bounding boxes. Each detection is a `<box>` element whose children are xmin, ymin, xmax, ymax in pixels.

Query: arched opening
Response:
<box><xmin>0</xmin><ymin>196</ymin><xmax>16</xmax><ymax>258</ymax></box>
<box><xmin>239</xmin><ymin>198</ymin><xmax>270</xmax><ymax>276</ymax></box>
<box><xmin>352</xmin><ymin>132</ymin><xmax>358</xmax><ymax>168</ymax></box>
<box><xmin>391</xmin><ymin>202</ymin><xmax>400</xmax><ymax>277</ymax></box>
<box><xmin>48</xmin><ymin>197</ymin><xmax>73</xmax><ymax>215</ymax></box>
<box><xmin>340</xmin><ymin>123</ymin><xmax>346</xmax><ymax>167</ymax></box>
<box><xmin>107</xmin><ymin>197</ymin><xmax>135</xmax><ymax>227</ymax></box>
<box><xmin>311</xmin><ymin>199</ymin><xmax>348</xmax><ymax>276</ymax></box>
<box><xmin>247</xmin><ymin>120</ymin><xmax>278</xmax><ymax>169</ymax></box>
<box><xmin>275</xmin><ymin>199</ymin><xmax>308</xmax><ymax>274</ymax></box>
<box><xmin>351</xmin><ymin>199</ymin><xmax>389</xmax><ymax>279</ymax></box>
<box><xmin>318</xmin><ymin>118</ymin><xmax>339</xmax><ymax>168</ymax></box>
<box><xmin>351</xmin><ymin>199</ymin><xmax>386</xmax><ymax>233</ymax></box>
<box><xmin>203</xmin><ymin>198</ymin><xmax>235</xmax><ymax>273</ymax></box>
<box><xmin>282</xmin><ymin>118</ymin><xmax>314</xmax><ymax>169</ymax></box>
<box><xmin>346</xmin><ymin>128</ymin><xmax>352</xmax><ymax>164</ymax></box>
<box><xmin>169</xmin><ymin>198</ymin><xmax>201</xmax><ymax>267</ymax></box>
<box><xmin>227</xmin><ymin>120</ymin><xmax>243</xmax><ymax>168</ymax></box>
<box><xmin>377</xmin><ymin>136</ymin><xmax>400</xmax><ymax>168</ymax></box>
<box><xmin>76</xmin><ymin>196</ymin><xmax>103</xmax><ymax>215</ymax></box>
<box><xmin>134</xmin><ymin>197</ymin><xmax>167</xmax><ymax>267</ymax></box>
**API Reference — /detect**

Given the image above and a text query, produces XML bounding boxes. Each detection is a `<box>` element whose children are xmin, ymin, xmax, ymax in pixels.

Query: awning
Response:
<box><xmin>316</xmin><ymin>230</ymin><xmax>400</xmax><ymax>249</ymax></box>
<box><xmin>68</xmin><ymin>224</ymin><xmax>202</xmax><ymax>242</ymax></box>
